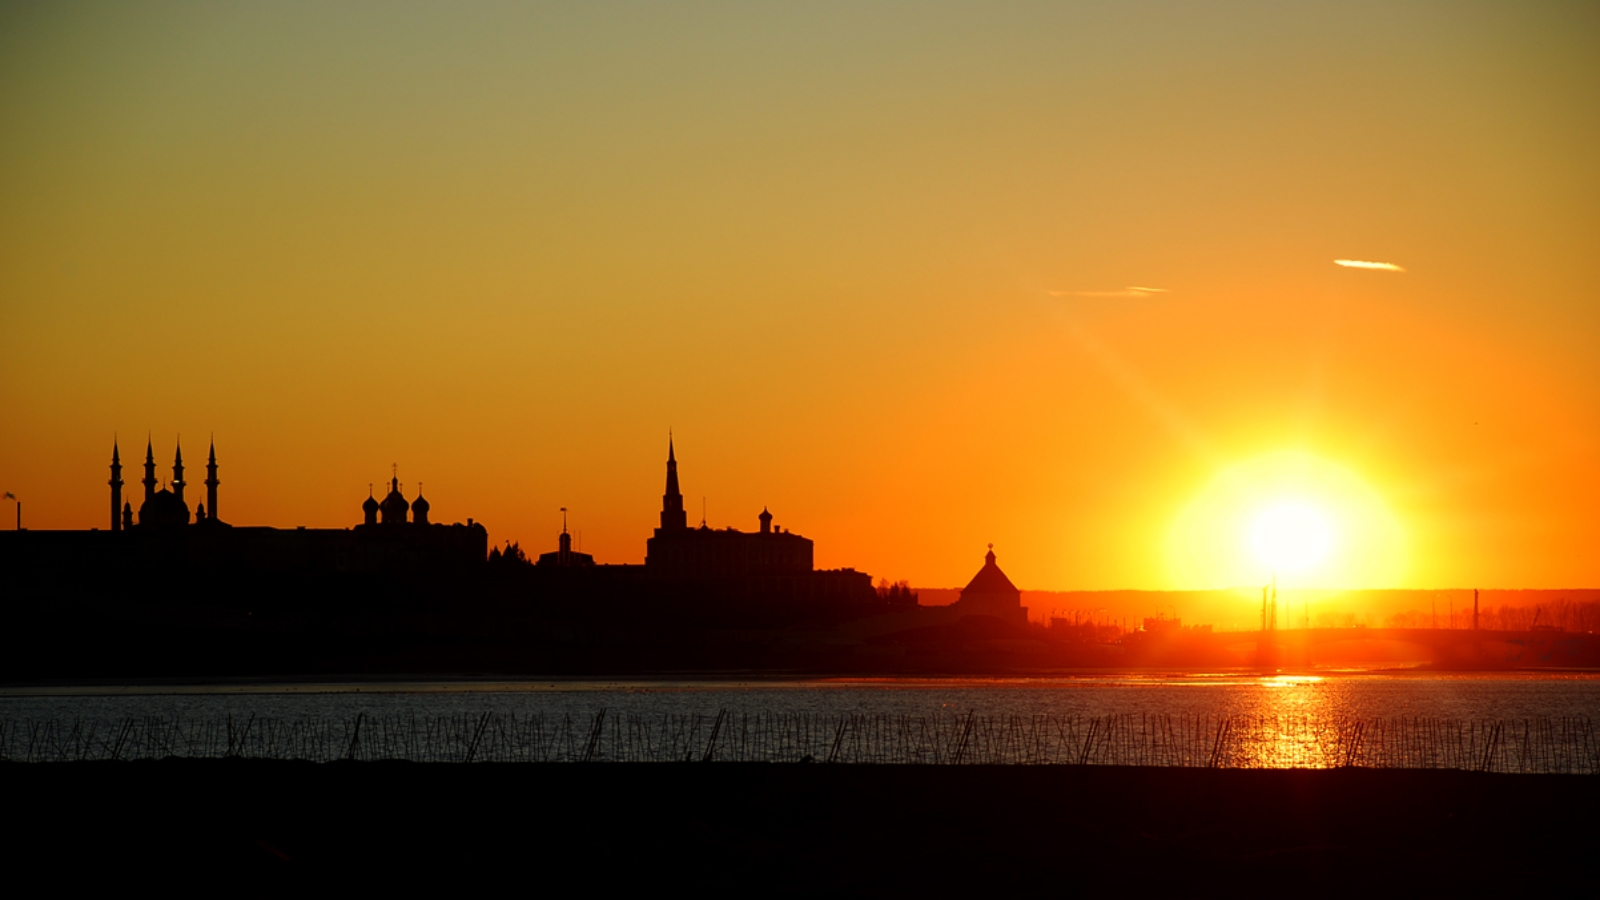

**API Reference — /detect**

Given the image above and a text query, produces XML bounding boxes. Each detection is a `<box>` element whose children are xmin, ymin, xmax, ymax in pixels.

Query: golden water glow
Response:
<box><xmin>1166</xmin><ymin>453</ymin><xmax>1406</xmax><ymax>588</ymax></box>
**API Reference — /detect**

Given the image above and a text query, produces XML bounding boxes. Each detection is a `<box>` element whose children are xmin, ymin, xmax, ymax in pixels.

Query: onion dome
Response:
<box><xmin>362</xmin><ymin>487</ymin><xmax>381</xmax><ymax>526</ymax></box>
<box><xmin>379</xmin><ymin>476</ymin><xmax>409</xmax><ymax>524</ymax></box>
<box><xmin>412</xmin><ymin>490</ymin><xmax>431</xmax><ymax>525</ymax></box>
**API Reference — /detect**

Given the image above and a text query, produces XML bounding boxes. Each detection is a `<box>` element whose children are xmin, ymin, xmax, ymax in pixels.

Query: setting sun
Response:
<box><xmin>1165</xmin><ymin>452</ymin><xmax>1406</xmax><ymax>589</ymax></box>
<box><xmin>1249</xmin><ymin>502</ymin><xmax>1333</xmax><ymax>574</ymax></box>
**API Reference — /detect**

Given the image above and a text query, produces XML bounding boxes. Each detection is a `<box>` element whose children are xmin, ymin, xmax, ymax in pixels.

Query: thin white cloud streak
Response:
<box><xmin>1334</xmin><ymin>259</ymin><xmax>1405</xmax><ymax>272</ymax></box>
<box><xmin>1049</xmin><ymin>286</ymin><xmax>1168</xmax><ymax>298</ymax></box>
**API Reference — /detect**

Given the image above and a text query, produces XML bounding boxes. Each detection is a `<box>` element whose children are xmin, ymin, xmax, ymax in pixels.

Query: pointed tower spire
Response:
<box><xmin>659</xmin><ymin>434</ymin><xmax>687</xmax><ymax>532</ymax></box>
<box><xmin>171</xmin><ymin>439</ymin><xmax>186</xmax><ymax>503</ymax></box>
<box><xmin>204</xmin><ymin>435</ymin><xmax>220</xmax><ymax>523</ymax></box>
<box><xmin>142</xmin><ymin>435</ymin><xmax>157</xmax><ymax>504</ymax></box>
<box><xmin>109</xmin><ymin>437</ymin><xmax>124</xmax><ymax>532</ymax></box>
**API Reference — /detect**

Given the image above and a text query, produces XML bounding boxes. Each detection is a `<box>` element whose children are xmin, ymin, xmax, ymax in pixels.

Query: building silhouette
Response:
<box><xmin>948</xmin><ymin>545</ymin><xmax>1027</xmax><ymax>626</ymax></box>
<box><xmin>9</xmin><ymin>433</ymin><xmax>897</xmax><ymax>612</ymax></box>
<box><xmin>645</xmin><ymin>437</ymin><xmax>812</xmax><ymax>578</ymax></box>
<box><xmin>537</xmin><ymin>510</ymin><xmax>594</xmax><ymax>568</ymax></box>
<box><xmin>0</xmin><ymin>439</ymin><xmax>488</xmax><ymax>581</ymax></box>
<box><xmin>519</xmin><ymin>438</ymin><xmax>877</xmax><ymax>607</ymax></box>
<box><xmin>635</xmin><ymin>438</ymin><xmax>874</xmax><ymax>603</ymax></box>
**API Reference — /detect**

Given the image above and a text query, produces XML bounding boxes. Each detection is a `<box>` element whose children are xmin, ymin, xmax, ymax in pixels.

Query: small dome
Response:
<box><xmin>362</xmin><ymin>494</ymin><xmax>380</xmax><ymax>513</ymax></box>
<box><xmin>412</xmin><ymin>494</ymin><xmax>430</xmax><ymax>514</ymax></box>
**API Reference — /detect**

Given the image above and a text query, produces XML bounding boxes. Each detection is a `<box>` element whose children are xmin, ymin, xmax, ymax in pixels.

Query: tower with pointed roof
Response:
<box><xmin>950</xmin><ymin>544</ymin><xmax>1027</xmax><ymax>626</ymax></box>
<box><xmin>659</xmin><ymin>437</ymin><xmax>687</xmax><ymax>533</ymax></box>
<box><xmin>109</xmin><ymin>440</ymin><xmax>124</xmax><ymax>532</ymax></box>
<box><xmin>171</xmin><ymin>442</ymin><xmax>186</xmax><ymax>506</ymax></box>
<box><xmin>142</xmin><ymin>438</ymin><xmax>157</xmax><ymax>506</ymax></box>
<box><xmin>645</xmin><ymin>438</ymin><xmax>817</xmax><ymax>579</ymax></box>
<box><xmin>205</xmin><ymin>439</ymin><xmax>220</xmax><ymax>523</ymax></box>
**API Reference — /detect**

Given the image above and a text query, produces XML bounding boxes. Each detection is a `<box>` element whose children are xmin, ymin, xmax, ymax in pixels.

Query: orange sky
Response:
<box><xmin>2</xmin><ymin>2</ymin><xmax>1596</xmax><ymax>592</ymax></box>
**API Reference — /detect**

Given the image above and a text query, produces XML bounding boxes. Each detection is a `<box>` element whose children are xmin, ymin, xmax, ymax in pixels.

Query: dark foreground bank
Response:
<box><xmin>3</xmin><ymin>762</ymin><xmax>1596</xmax><ymax>896</ymax></box>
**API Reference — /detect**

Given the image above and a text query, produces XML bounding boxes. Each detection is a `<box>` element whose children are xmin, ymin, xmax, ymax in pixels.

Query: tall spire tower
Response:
<box><xmin>171</xmin><ymin>441</ymin><xmax>186</xmax><ymax>504</ymax></box>
<box><xmin>142</xmin><ymin>437</ymin><xmax>157</xmax><ymax>504</ymax></box>
<box><xmin>205</xmin><ymin>438</ymin><xmax>220</xmax><ymax>522</ymax></box>
<box><xmin>659</xmin><ymin>435</ymin><xmax>687</xmax><ymax>532</ymax></box>
<box><xmin>109</xmin><ymin>440</ymin><xmax>124</xmax><ymax>532</ymax></box>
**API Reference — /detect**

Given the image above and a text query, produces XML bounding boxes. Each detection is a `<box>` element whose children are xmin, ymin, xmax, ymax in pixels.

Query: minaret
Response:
<box><xmin>109</xmin><ymin>440</ymin><xmax>124</xmax><ymax>532</ymax></box>
<box><xmin>142</xmin><ymin>437</ymin><xmax>157</xmax><ymax>504</ymax></box>
<box><xmin>558</xmin><ymin>507</ymin><xmax>572</xmax><ymax>561</ymax></box>
<box><xmin>172</xmin><ymin>441</ymin><xmax>186</xmax><ymax>504</ymax></box>
<box><xmin>205</xmin><ymin>438</ymin><xmax>220</xmax><ymax>522</ymax></box>
<box><xmin>660</xmin><ymin>436</ymin><xmax>687</xmax><ymax>531</ymax></box>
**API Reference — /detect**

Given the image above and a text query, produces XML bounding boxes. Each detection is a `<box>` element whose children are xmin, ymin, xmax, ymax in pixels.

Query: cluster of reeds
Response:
<box><xmin>1</xmin><ymin>712</ymin><xmax>1594</xmax><ymax>773</ymax></box>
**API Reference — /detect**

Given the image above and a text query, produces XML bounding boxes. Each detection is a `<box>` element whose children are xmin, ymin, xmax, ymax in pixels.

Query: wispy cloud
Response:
<box><xmin>1049</xmin><ymin>286</ymin><xmax>1168</xmax><ymax>299</ymax></box>
<box><xmin>1334</xmin><ymin>259</ymin><xmax>1405</xmax><ymax>272</ymax></box>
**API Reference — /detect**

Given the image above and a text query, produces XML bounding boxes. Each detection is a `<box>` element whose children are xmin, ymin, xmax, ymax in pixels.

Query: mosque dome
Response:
<box><xmin>138</xmin><ymin>488</ymin><xmax>190</xmax><ymax>527</ymax></box>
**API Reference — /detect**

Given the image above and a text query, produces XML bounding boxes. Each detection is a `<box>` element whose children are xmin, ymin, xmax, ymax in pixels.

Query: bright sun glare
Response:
<box><xmin>1248</xmin><ymin>501</ymin><xmax>1333</xmax><ymax>574</ymax></box>
<box><xmin>1165</xmin><ymin>452</ymin><xmax>1405</xmax><ymax>588</ymax></box>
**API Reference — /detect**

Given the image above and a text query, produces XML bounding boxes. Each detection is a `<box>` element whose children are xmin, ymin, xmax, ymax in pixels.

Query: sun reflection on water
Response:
<box><xmin>1225</xmin><ymin>675</ymin><xmax>1343</xmax><ymax>768</ymax></box>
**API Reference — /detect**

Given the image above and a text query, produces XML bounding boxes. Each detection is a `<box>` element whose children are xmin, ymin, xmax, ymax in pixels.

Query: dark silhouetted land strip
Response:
<box><xmin>4</xmin><ymin>761</ymin><xmax>1596</xmax><ymax>894</ymax></box>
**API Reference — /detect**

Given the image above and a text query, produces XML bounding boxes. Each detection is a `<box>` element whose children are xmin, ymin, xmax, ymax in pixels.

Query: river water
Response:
<box><xmin>4</xmin><ymin>671</ymin><xmax>1598</xmax><ymax>724</ymax></box>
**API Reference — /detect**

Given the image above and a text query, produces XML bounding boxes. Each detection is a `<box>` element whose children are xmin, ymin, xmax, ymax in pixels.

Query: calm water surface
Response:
<box><xmin>4</xmin><ymin>671</ymin><xmax>1598</xmax><ymax>726</ymax></box>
